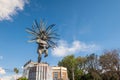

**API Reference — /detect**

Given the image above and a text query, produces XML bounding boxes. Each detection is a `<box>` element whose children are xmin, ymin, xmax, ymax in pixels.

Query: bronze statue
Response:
<box><xmin>26</xmin><ymin>20</ymin><xmax>58</xmax><ymax>63</ymax></box>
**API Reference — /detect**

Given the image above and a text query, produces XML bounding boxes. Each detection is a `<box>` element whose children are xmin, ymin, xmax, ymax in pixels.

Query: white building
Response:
<box><xmin>23</xmin><ymin>60</ymin><xmax>68</xmax><ymax>80</ymax></box>
<box><xmin>23</xmin><ymin>60</ymin><xmax>37</xmax><ymax>78</ymax></box>
<box><xmin>52</xmin><ymin>66</ymin><xmax>68</xmax><ymax>80</ymax></box>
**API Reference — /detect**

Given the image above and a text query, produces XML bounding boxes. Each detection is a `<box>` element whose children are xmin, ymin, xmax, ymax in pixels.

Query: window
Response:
<box><xmin>53</xmin><ymin>72</ymin><xmax>58</xmax><ymax>80</ymax></box>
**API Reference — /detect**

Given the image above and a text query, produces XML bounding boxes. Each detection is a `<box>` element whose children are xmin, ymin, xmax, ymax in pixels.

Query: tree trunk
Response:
<box><xmin>72</xmin><ymin>68</ymin><xmax>75</xmax><ymax>80</ymax></box>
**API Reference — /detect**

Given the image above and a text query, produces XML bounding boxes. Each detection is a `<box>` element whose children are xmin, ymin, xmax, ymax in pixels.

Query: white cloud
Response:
<box><xmin>0</xmin><ymin>74</ymin><xmax>22</xmax><ymax>80</ymax></box>
<box><xmin>0</xmin><ymin>67</ymin><xmax>6</xmax><ymax>74</ymax></box>
<box><xmin>0</xmin><ymin>0</ymin><xmax>29</xmax><ymax>21</ymax></box>
<box><xmin>51</xmin><ymin>40</ymin><xmax>100</xmax><ymax>57</ymax></box>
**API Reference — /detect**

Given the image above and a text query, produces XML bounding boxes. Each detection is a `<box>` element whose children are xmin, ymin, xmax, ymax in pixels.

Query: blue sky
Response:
<box><xmin>1</xmin><ymin>0</ymin><xmax>120</xmax><ymax>79</ymax></box>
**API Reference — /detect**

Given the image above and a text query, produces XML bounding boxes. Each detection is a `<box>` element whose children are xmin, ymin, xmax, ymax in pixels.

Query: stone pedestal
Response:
<box><xmin>28</xmin><ymin>62</ymin><xmax>52</xmax><ymax>80</ymax></box>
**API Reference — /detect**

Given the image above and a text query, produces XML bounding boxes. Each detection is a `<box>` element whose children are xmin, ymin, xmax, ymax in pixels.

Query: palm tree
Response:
<box><xmin>26</xmin><ymin>20</ymin><xmax>59</xmax><ymax>62</ymax></box>
<box><xmin>14</xmin><ymin>68</ymin><xmax>19</xmax><ymax>80</ymax></box>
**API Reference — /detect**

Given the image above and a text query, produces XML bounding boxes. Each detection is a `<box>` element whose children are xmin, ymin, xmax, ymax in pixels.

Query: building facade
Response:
<box><xmin>23</xmin><ymin>60</ymin><xmax>36</xmax><ymax>79</ymax></box>
<box><xmin>28</xmin><ymin>63</ymin><xmax>52</xmax><ymax>80</ymax></box>
<box><xmin>23</xmin><ymin>61</ymin><xmax>68</xmax><ymax>80</ymax></box>
<box><xmin>52</xmin><ymin>67</ymin><xmax>68</xmax><ymax>80</ymax></box>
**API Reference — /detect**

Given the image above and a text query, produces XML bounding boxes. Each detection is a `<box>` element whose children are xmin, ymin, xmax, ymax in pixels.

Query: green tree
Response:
<box><xmin>14</xmin><ymin>68</ymin><xmax>19</xmax><ymax>80</ymax></box>
<box><xmin>85</xmin><ymin>53</ymin><xmax>101</xmax><ymax>80</ymax></box>
<box><xmin>75</xmin><ymin>56</ymin><xmax>87</xmax><ymax>80</ymax></box>
<box><xmin>14</xmin><ymin>68</ymin><xmax>19</xmax><ymax>74</ymax></box>
<box><xmin>99</xmin><ymin>49</ymin><xmax>120</xmax><ymax>80</ymax></box>
<box><xmin>58</xmin><ymin>55</ymin><xmax>77</xmax><ymax>80</ymax></box>
<box><xmin>76</xmin><ymin>56</ymin><xmax>86</xmax><ymax>70</ymax></box>
<box><xmin>85</xmin><ymin>54</ymin><xmax>99</xmax><ymax>71</ymax></box>
<box><xmin>17</xmin><ymin>77</ymin><xmax>28</xmax><ymax>80</ymax></box>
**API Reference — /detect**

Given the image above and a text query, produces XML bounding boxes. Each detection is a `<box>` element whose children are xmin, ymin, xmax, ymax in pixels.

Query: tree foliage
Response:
<box><xmin>58</xmin><ymin>55</ymin><xmax>85</xmax><ymax>80</ymax></box>
<box><xmin>99</xmin><ymin>49</ymin><xmax>120</xmax><ymax>80</ymax></box>
<box><xmin>17</xmin><ymin>77</ymin><xmax>28</xmax><ymax>80</ymax></box>
<box><xmin>58</xmin><ymin>55</ymin><xmax>76</xmax><ymax>80</ymax></box>
<box><xmin>58</xmin><ymin>49</ymin><xmax>120</xmax><ymax>80</ymax></box>
<box><xmin>14</xmin><ymin>68</ymin><xmax>19</xmax><ymax>74</ymax></box>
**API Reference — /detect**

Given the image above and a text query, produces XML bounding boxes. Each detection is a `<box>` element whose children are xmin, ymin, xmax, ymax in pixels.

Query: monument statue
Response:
<box><xmin>26</xmin><ymin>20</ymin><xmax>58</xmax><ymax>63</ymax></box>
